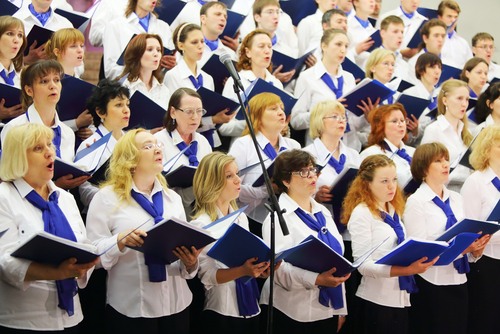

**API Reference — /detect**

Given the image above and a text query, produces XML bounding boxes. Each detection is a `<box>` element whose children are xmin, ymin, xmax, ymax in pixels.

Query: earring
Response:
<box><xmin>172</xmin><ymin>118</ymin><xmax>176</xmax><ymax>126</ymax></box>
<box><xmin>130</xmin><ymin>167</ymin><xmax>135</xmax><ymax>175</ymax></box>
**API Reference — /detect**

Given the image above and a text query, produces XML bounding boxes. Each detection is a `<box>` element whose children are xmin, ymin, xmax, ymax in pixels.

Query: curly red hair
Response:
<box><xmin>367</xmin><ymin>103</ymin><xmax>408</xmax><ymax>149</ymax></box>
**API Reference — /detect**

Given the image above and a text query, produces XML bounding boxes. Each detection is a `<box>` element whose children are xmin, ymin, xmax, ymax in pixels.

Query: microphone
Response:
<box><xmin>219</xmin><ymin>52</ymin><xmax>245</xmax><ymax>92</ymax></box>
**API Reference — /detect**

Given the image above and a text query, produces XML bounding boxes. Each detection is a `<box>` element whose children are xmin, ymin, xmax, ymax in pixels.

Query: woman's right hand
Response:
<box><xmin>55</xmin><ymin>174</ymin><xmax>90</xmax><ymax>190</ymax></box>
<box><xmin>391</xmin><ymin>256</ymin><xmax>439</xmax><ymax>277</ymax></box>
<box><xmin>57</xmin><ymin>257</ymin><xmax>98</xmax><ymax>280</ymax></box>
<box><xmin>0</xmin><ymin>100</ymin><xmax>23</xmax><ymax>121</ymax></box>
<box><xmin>240</xmin><ymin>257</ymin><xmax>270</xmax><ymax>278</ymax></box>
<box><xmin>212</xmin><ymin>108</ymin><xmax>235</xmax><ymax>124</ymax></box>
<box><xmin>314</xmin><ymin>185</ymin><xmax>333</xmax><ymax>203</ymax></box>
<box><xmin>315</xmin><ymin>267</ymin><xmax>350</xmax><ymax>288</ymax></box>
<box><xmin>117</xmin><ymin>229</ymin><xmax>147</xmax><ymax>251</ymax></box>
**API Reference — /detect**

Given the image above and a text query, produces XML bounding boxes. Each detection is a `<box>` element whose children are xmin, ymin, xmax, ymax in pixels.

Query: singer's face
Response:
<box><xmin>170</xmin><ymin>94</ymin><xmax>203</xmax><ymax>137</ymax></box>
<box><xmin>219</xmin><ymin>161</ymin><xmax>241</xmax><ymax>203</ymax></box>
<box><xmin>202</xmin><ymin>5</ymin><xmax>227</xmax><ymax>37</ymax></box>
<box><xmin>245</xmin><ymin>34</ymin><xmax>273</xmax><ymax>70</ymax></box>
<box><xmin>420</xmin><ymin>64</ymin><xmax>441</xmax><ymax>87</ymax></box>
<box><xmin>370</xmin><ymin>54</ymin><xmax>395</xmax><ymax>84</ymax></box>
<box><xmin>321</xmin><ymin>33</ymin><xmax>348</xmax><ymax>65</ymax></box>
<box><xmin>180</xmin><ymin>29</ymin><xmax>205</xmax><ymax>62</ymax></box>
<box><xmin>384</xmin><ymin>109</ymin><xmax>407</xmax><ymax>145</ymax></box>
<box><xmin>254</xmin><ymin>5</ymin><xmax>280</xmax><ymax>34</ymax></box>
<box><xmin>140</xmin><ymin>38</ymin><xmax>161</xmax><ymax>72</ymax></box>
<box><xmin>425</xmin><ymin>155</ymin><xmax>450</xmax><ymax>186</ymax></box>
<box><xmin>261</xmin><ymin>102</ymin><xmax>286</xmax><ymax>135</ymax></box>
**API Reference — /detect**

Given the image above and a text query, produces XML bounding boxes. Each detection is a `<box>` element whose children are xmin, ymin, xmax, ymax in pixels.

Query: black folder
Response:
<box><xmin>417</xmin><ymin>7</ymin><xmax>438</xmax><ymax>19</ymax></box>
<box><xmin>0</xmin><ymin>0</ymin><xmax>19</xmax><ymax>16</ymax></box>
<box><xmin>221</xmin><ymin>9</ymin><xmax>245</xmax><ymax>39</ymax></box>
<box><xmin>279</xmin><ymin>0</ymin><xmax>318</xmax><ymax>26</ymax></box>
<box><xmin>407</xmin><ymin>20</ymin><xmax>427</xmax><ymax>49</ymax></box>
<box><xmin>271</xmin><ymin>49</ymin><xmax>314</xmax><ymax>83</ymax></box>
<box><xmin>58</xmin><ymin>76</ymin><xmax>96</xmax><ymax>121</ymax></box>
<box><xmin>329</xmin><ymin>166</ymin><xmax>359</xmax><ymax>223</ymax></box>
<box><xmin>201</xmin><ymin>54</ymin><xmax>232</xmax><ymax>94</ymax></box>
<box><xmin>0</xmin><ymin>82</ymin><xmax>22</xmax><ymax>114</ymax></box>
<box><xmin>342</xmin><ymin>78</ymin><xmax>394</xmax><ymax>117</ymax></box>
<box><xmin>54</xmin><ymin>8</ymin><xmax>90</xmax><ymax>30</ymax></box>
<box><xmin>155</xmin><ymin>0</ymin><xmax>187</xmax><ymax>25</ymax></box>
<box><xmin>126</xmin><ymin>91</ymin><xmax>167</xmax><ymax>130</ymax></box>
<box><xmin>241</xmin><ymin>78</ymin><xmax>297</xmax><ymax>119</ymax></box>
<box><xmin>438</xmin><ymin>63</ymin><xmax>462</xmax><ymax>86</ymax></box>
<box><xmin>128</xmin><ymin>217</ymin><xmax>216</xmax><ymax>264</ymax></box>
<box><xmin>342</xmin><ymin>57</ymin><xmax>365</xmax><ymax>82</ymax></box>
<box><xmin>196</xmin><ymin>86</ymin><xmax>240</xmax><ymax>117</ymax></box>
<box><xmin>11</xmin><ymin>231</ymin><xmax>99</xmax><ymax>265</ymax></box>
<box><xmin>366</xmin><ymin>30</ymin><xmax>382</xmax><ymax>53</ymax></box>
<box><xmin>24</xmin><ymin>25</ymin><xmax>54</xmax><ymax>56</ymax></box>
<box><xmin>163</xmin><ymin>165</ymin><xmax>197</xmax><ymax>189</ymax></box>
<box><xmin>396</xmin><ymin>94</ymin><xmax>430</xmax><ymax>120</ymax></box>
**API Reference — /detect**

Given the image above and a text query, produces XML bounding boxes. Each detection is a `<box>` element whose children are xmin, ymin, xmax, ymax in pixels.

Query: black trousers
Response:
<box><xmin>348</xmin><ymin>297</ymin><xmax>409</xmax><ymax>334</ymax></box>
<box><xmin>0</xmin><ymin>325</ymin><xmax>79</xmax><ymax>334</ymax></box>
<box><xmin>260</xmin><ymin>305</ymin><xmax>339</xmax><ymax>334</ymax></box>
<box><xmin>203</xmin><ymin>310</ymin><xmax>260</xmax><ymax>334</ymax></box>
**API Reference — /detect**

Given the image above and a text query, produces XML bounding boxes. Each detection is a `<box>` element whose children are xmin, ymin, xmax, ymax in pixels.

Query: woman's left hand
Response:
<box><xmin>315</xmin><ymin>185</ymin><xmax>333</xmax><ymax>203</ymax></box>
<box><xmin>464</xmin><ymin>234</ymin><xmax>491</xmax><ymax>258</ymax></box>
<box><xmin>315</xmin><ymin>267</ymin><xmax>350</xmax><ymax>288</ymax></box>
<box><xmin>406</xmin><ymin>114</ymin><xmax>419</xmax><ymax>136</ymax></box>
<box><xmin>161</xmin><ymin>54</ymin><xmax>177</xmax><ymax>70</ymax></box>
<box><xmin>174</xmin><ymin>245</ymin><xmax>202</xmax><ymax>273</ymax></box>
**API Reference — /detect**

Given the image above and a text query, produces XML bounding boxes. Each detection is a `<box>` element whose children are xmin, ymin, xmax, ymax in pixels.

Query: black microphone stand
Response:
<box><xmin>231</xmin><ymin>82</ymin><xmax>289</xmax><ymax>334</ymax></box>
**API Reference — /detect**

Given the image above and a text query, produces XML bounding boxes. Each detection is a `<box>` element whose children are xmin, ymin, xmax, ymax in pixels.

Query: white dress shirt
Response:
<box><xmin>1</xmin><ymin>104</ymin><xmax>76</xmax><ymax>161</ymax></box>
<box><xmin>291</xmin><ymin>61</ymin><xmax>362</xmax><ymax>149</ymax></box>
<box><xmin>488</xmin><ymin>62</ymin><xmax>500</xmax><ymax>82</ymax></box>
<box><xmin>441</xmin><ymin>31</ymin><xmax>473</xmax><ymax>69</ymax></box>
<box><xmin>472</xmin><ymin>114</ymin><xmax>497</xmax><ymax>137</ymax></box>
<box><xmin>348</xmin><ymin>203</ymin><xmax>411</xmax><ymax>308</ymax></box>
<box><xmin>219</xmin><ymin>69</ymin><xmax>283</xmax><ymax>139</ymax></box>
<box><xmin>88</xmin><ymin>0</ymin><xmax>128</xmax><ymax>47</ymax></box>
<box><xmin>403</xmin><ymin>182</ymin><xmax>473</xmax><ymax>285</ymax></box>
<box><xmin>154</xmin><ymin>128</ymin><xmax>212</xmax><ymax>215</ymax></box>
<box><xmin>421</xmin><ymin>114</ymin><xmax>472</xmax><ymax>192</ymax></box>
<box><xmin>191</xmin><ymin>208</ymin><xmax>261</xmax><ymax>318</ymax></box>
<box><xmin>228</xmin><ymin>132</ymin><xmax>300</xmax><ymax>223</ymax></box>
<box><xmin>0</xmin><ymin>179</ymin><xmax>92</xmax><ymax>330</ymax></box>
<box><xmin>297</xmin><ymin>9</ymin><xmax>324</xmax><ymax>56</ymax></box>
<box><xmin>102</xmin><ymin>13</ymin><xmax>174</xmax><ymax>80</ymax></box>
<box><xmin>123</xmin><ymin>76</ymin><xmax>171</xmax><ymax>111</ymax></box>
<box><xmin>360</xmin><ymin>139</ymin><xmax>415</xmax><ymax>187</ymax></box>
<box><xmin>461</xmin><ymin>167</ymin><xmax>500</xmax><ymax>259</ymax></box>
<box><xmin>260</xmin><ymin>193</ymin><xmax>347</xmax><ymax>320</ymax></box>
<box><xmin>86</xmin><ymin>180</ymin><xmax>197</xmax><ymax>318</ymax></box>
<box><xmin>347</xmin><ymin>15</ymin><xmax>376</xmax><ymax>68</ymax></box>
<box><xmin>14</xmin><ymin>3</ymin><xmax>72</xmax><ymax>35</ymax></box>
<box><xmin>0</xmin><ymin>63</ymin><xmax>20</xmax><ymax>88</ymax></box>
<box><xmin>376</xmin><ymin>7</ymin><xmax>427</xmax><ymax>51</ymax></box>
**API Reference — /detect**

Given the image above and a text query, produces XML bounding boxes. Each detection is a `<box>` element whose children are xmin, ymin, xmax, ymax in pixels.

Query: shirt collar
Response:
<box><xmin>178</xmin><ymin>58</ymin><xmax>200</xmax><ymax>80</ymax></box>
<box><xmin>436</xmin><ymin>114</ymin><xmax>464</xmax><ymax>134</ymax></box>
<box><xmin>313</xmin><ymin>61</ymin><xmax>344</xmax><ymax>79</ymax></box>
<box><xmin>131</xmin><ymin>178</ymin><xmax>164</xmax><ymax>198</ymax></box>
<box><xmin>14</xmin><ymin>178</ymin><xmax>58</xmax><ymax>199</ymax></box>
<box><xmin>170</xmin><ymin>128</ymin><xmax>198</xmax><ymax>146</ymax></box>
<box><xmin>420</xmin><ymin>181</ymin><xmax>451</xmax><ymax>202</ymax></box>
<box><xmin>27</xmin><ymin>104</ymin><xmax>62</xmax><ymax>129</ymax></box>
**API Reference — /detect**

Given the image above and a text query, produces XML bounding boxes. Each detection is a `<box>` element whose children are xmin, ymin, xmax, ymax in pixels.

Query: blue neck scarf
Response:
<box><xmin>382</xmin><ymin>141</ymin><xmax>412</xmax><ymax>165</ymax></box>
<box><xmin>354</xmin><ymin>15</ymin><xmax>370</xmax><ymax>28</ymax></box>
<box><xmin>380</xmin><ymin>211</ymin><xmax>418</xmax><ymax>293</ymax></box>
<box><xmin>400</xmin><ymin>6</ymin><xmax>415</xmax><ymax>19</ymax></box>
<box><xmin>235</xmin><ymin>277</ymin><xmax>260</xmax><ymax>316</ymax></box>
<box><xmin>428</xmin><ymin>95</ymin><xmax>437</xmax><ymax>110</ymax></box>
<box><xmin>131</xmin><ymin>189</ymin><xmax>167</xmax><ymax>282</ymax></box>
<box><xmin>25</xmin><ymin>189</ymin><xmax>78</xmax><ymax>316</ymax></box>
<box><xmin>198</xmin><ymin>0</ymin><xmax>208</xmax><ymax>5</ymax></box>
<box><xmin>0</xmin><ymin>69</ymin><xmax>15</xmax><ymax>86</ymax></box>
<box><xmin>431</xmin><ymin>196</ymin><xmax>470</xmax><ymax>274</ymax></box>
<box><xmin>176</xmin><ymin>138</ymin><xmax>199</xmax><ymax>167</ymax></box>
<box><xmin>262</xmin><ymin>142</ymin><xmax>286</xmax><ymax>161</ymax></box>
<box><xmin>295</xmin><ymin>207</ymin><xmax>344</xmax><ymax>309</ymax></box>
<box><xmin>328</xmin><ymin>153</ymin><xmax>346</xmax><ymax>174</ymax></box>
<box><xmin>28</xmin><ymin>3</ymin><xmax>51</xmax><ymax>26</ymax></box>
<box><xmin>321</xmin><ymin>73</ymin><xmax>344</xmax><ymax>99</ymax></box>
<box><xmin>137</xmin><ymin>12</ymin><xmax>151</xmax><ymax>32</ymax></box>
<box><xmin>189</xmin><ymin>74</ymin><xmax>204</xmax><ymax>90</ymax></box>
<box><xmin>492</xmin><ymin>177</ymin><xmax>500</xmax><ymax>192</ymax></box>
<box><xmin>271</xmin><ymin>34</ymin><xmax>278</xmax><ymax>46</ymax></box>
<box><xmin>204</xmin><ymin>37</ymin><xmax>219</xmax><ymax>51</ymax></box>
<box><xmin>469</xmin><ymin>88</ymin><xmax>478</xmax><ymax>99</ymax></box>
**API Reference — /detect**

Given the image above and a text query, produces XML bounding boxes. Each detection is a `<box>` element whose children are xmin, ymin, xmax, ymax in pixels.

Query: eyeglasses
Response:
<box><xmin>380</xmin><ymin>61</ymin><xmax>395</xmax><ymax>67</ymax></box>
<box><xmin>262</xmin><ymin>9</ymin><xmax>282</xmax><ymax>15</ymax></box>
<box><xmin>291</xmin><ymin>166</ymin><xmax>320</xmax><ymax>178</ymax></box>
<box><xmin>141</xmin><ymin>142</ymin><xmax>163</xmax><ymax>151</ymax></box>
<box><xmin>475</xmin><ymin>45</ymin><xmax>495</xmax><ymax>51</ymax></box>
<box><xmin>176</xmin><ymin>107</ymin><xmax>207</xmax><ymax>117</ymax></box>
<box><xmin>386</xmin><ymin>119</ymin><xmax>406</xmax><ymax>125</ymax></box>
<box><xmin>323</xmin><ymin>114</ymin><xmax>347</xmax><ymax>122</ymax></box>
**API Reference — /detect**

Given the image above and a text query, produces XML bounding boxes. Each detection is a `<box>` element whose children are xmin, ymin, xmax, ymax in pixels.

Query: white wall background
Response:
<box><xmin>379</xmin><ymin>0</ymin><xmax>500</xmax><ymax>63</ymax></box>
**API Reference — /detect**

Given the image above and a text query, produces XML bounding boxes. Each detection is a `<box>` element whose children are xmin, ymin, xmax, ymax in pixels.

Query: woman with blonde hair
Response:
<box><xmin>191</xmin><ymin>152</ymin><xmax>270</xmax><ymax>334</ymax></box>
<box><xmin>0</xmin><ymin>16</ymin><xmax>26</xmax><ymax>123</ymax></box>
<box><xmin>461</xmin><ymin>125</ymin><xmax>500</xmax><ymax>334</ymax></box>
<box><xmin>344</xmin><ymin>154</ymin><xmax>436</xmax><ymax>334</ymax></box>
<box><xmin>228</xmin><ymin>92</ymin><xmax>300</xmax><ymax>236</ymax></box>
<box><xmin>0</xmin><ymin>123</ymin><xmax>96</xmax><ymax>332</ymax></box>
<box><xmin>45</xmin><ymin>27</ymin><xmax>93</xmax><ymax>141</ymax></box>
<box><xmin>421</xmin><ymin>79</ymin><xmax>474</xmax><ymax>192</ymax></box>
<box><xmin>86</xmin><ymin>128</ymin><xmax>202</xmax><ymax>333</ymax></box>
<box><xmin>403</xmin><ymin>142</ymin><xmax>489</xmax><ymax>334</ymax></box>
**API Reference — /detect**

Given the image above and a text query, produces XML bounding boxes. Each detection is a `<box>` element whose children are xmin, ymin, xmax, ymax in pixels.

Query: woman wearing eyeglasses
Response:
<box><xmin>86</xmin><ymin>128</ymin><xmax>202</xmax><ymax>334</ymax></box>
<box><xmin>154</xmin><ymin>87</ymin><xmax>212</xmax><ymax>218</ymax></box>
<box><xmin>360</xmin><ymin>103</ymin><xmax>415</xmax><ymax>189</ymax></box>
<box><xmin>228</xmin><ymin>92</ymin><xmax>300</xmax><ymax>237</ymax></box>
<box><xmin>260</xmin><ymin>149</ymin><xmax>350</xmax><ymax>333</ymax></box>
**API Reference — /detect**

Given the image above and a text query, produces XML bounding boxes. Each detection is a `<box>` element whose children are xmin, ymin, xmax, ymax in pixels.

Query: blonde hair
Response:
<box><xmin>192</xmin><ymin>152</ymin><xmax>238</xmax><ymax>221</ymax></box>
<box><xmin>437</xmin><ymin>79</ymin><xmax>473</xmax><ymax>145</ymax></box>
<box><xmin>45</xmin><ymin>28</ymin><xmax>85</xmax><ymax>60</ymax></box>
<box><xmin>341</xmin><ymin>154</ymin><xmax>405</xmax><ymax>224</ymax></box>
<box><xmin>101</xmin><ymin>128</ymin><xmax>167</xmax><ymax>203</ymax></box>
<box><xmin>469</xmin><ymin>125</ymin><xmax>500</xmax><ymax>171</ymax></box>
<box><xmin>365</xmin><ymin>48</ymin><xmax>395</xmax><ymax>79</ymax></box>
<box><xmin>309</xmin><ymin>100</ymin><xmax>346</xmax><ymax>139</ymax></box>
<box><xmin>242</xmin><ymin>92</ymin><xmax>283</xmax><ymax>136</ymax></box>
<box><xmin>0</xmin><ymin>123</ymin><xmax>53</xmax><ymax>181</ymax></box>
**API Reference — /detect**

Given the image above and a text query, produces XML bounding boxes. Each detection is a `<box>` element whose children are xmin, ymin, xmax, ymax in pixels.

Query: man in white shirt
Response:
<box><xmin>347</xmin><ymin>0</ymin><xmax>376</xmax><ymax>67</ymax></box>
<box><xmin>297</xmin><ymin>0</ymin><xmax>337</xmax><ymax>55</ymax></box>
<box><xmin>378</xmin><ymin>15</ymin><xmax>410</xmax><ymax>80</ymax></box>
<box><xmin>437</xmin><ymin>0</ymin><xmax>472</xmax><ymax>69</ymax></box>
<box><xmin>376</xmin><ymin>0</ymin><xmax>428</xmax><ymax>59</ymax></box>
<box><xmin>14</xmin><ymin>0</ymin><xmax>72</xmax><ymax>64</ymax></box>
<box><xmin>88</xmin><ymin>0</ymin><xmax>128</xmax><ymax>47</ymax></box>
<box><xmin>472</xmin><ymin>32</ymin><xmax>500</xmax><ymax>82</ymax></box>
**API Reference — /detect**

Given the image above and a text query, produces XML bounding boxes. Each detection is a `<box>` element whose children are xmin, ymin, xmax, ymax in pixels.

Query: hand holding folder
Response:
<box><xmin>24</xmin><ymin>25</ymin><xmax>54</xmax><ymax>56</ymax></box>
<box><xmin>196</xmin><ymin>87</ymin><xmax>240</xmax><ymax>118</ymax></box>
<box><xmin>221</xmin><ymin>10</ymin><xmax>245</xmax><ymax>39</ymax></box>
<box><xmin>396</xmin><ymin>94</ymin><xmax>430</xmax><ymax>120</ymax></box>
<box><xmin>271</xmin><ymin>49</ymin><xmax>315</xmax><ymax>83</ymax></box>
<box><xmin>58</xmin><ymin>76</ymin><xmax>96</xmax><ymax>122</ymax></box>
<box><xmin>341</xmin><ymin>78</ymin><xmax>394</xmax><ymax>117</ymax></box>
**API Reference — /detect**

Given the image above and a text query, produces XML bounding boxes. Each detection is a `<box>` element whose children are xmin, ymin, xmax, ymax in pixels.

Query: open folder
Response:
<box><xmin>221</xmin><ymin>9</ymin><xmax>245</xmax><ymax>39</ymax></box>
<box><xmin>126</xmin><ymin>91</ymin><xmax>167</xmax><ymax>130</ymax></box>
<box><xmin>58</xmin><ymin>76</ymin><xmax>96</xmax><ymax>121</ymax></box>
<box><xmin>127</xmin><ymin>217</ymin><xmax>216</xmax><ymax>264</ymax></box>
<box><xmin>54</xmin><ymin>8</ymin><xmax>90</xmax><ymax>31</ymax></box>
<box><xmin>24</xmin><ymin>25</ymin><xmax>54</xmax><ymax>56</ymax></box>
<box><xmin>156</xmin><ymin>0</ymin><xmax>187</xmax><ymax>25</ymax></box>
<box><xmin>343</xmin><ymin>57</ymin><xmax>365</xmax><ymax>82</ymax></box>
<box><xmin>53</xmin><ymin>132</ymin><xmax>112</xmax><ymax>180</ymax></box>
<box><xmin>279</xmin><ymin>235</ymin><xmax>388</xmax><ymax>277</ymax></box>
<box><xmin>271</xmin><ymin>49</ymin><xmax>315</xmax><ymax>83</ymax></box>
<box><xmin>396</xmin><ymin>94</ymin><xmax>430</xmax><ymax>120</ymax></box>
<box><xmin>0</xmin><ymin>0</ymin><xmax>19</xmax><ymax>16</ymax></box>
<box><xmin>436</xmin><ymin>218</ymin><xmax>500</xmax><ymax>242</ymax></box>
<box><xmin>201</xmin><ymin>54</ymin><xmax>232</xmax><ymax>94</ymax></box>
<box><xmin>196</xmin><ymin>87</ymin><xmax>240</xmax><ymax>118</ymax></box>
<box><xmin>342</xmin><ymin>78</ymin><xmax>394</xmax><ymax>117</ymax></box>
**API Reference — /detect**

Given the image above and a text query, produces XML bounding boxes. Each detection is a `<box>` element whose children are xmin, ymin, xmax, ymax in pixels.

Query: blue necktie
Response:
<box><xmin>176</xmin><ymin>140</ymin><xmax>199</xmax><ymax>166</ymax></box>
<box><xmin>396</xmin><ymin>148</ymin><xmax>412</xmax><ymax>164</ymax></box>
<box><xmin>189</xmin><ymin>74</ymin><xmax>203</xmax><ymax>90</ymax></box>
<box><xmin>271</xmin><ymin>34</ymin><xmax>278</xmax><ymax>46</ymax></box>
<box><xmin>387</xmin><ymin>94</ymin><xmax>394</xmax><ymax>104</ymax></box>
<box><xmin>234</xmin><ymin>277</ymin><xmax>260</xmax><ymax>316</ymax></box>
<box><xmin>262</xmin><ymin>143</ymin><xmax>286</xmax><ymax>161</ymax></box>
<box><xmin>380</xmin><ymin>211</ymin><xmax>418</xmax><ymax>293</ymax></box>
<box><xmin>204</xmin><ymin>37</ymin><xmax>219</xmax><ymax>51</ymax></box>
<box><xmin>432</xmin><ymin>196</ymin><xmax>469</xmax><ymax>274</ymax></box>
<box><xmin>354</xmin><ymin>15</ymin><xmax>370</xmax><ymax>28</ymax></box>
<box><xmin>25</xmin><ymin>190</ymin><xmax>78</xmax><ymax>316</ymax></box>
<box><xmin>137</xmin><ymin>13</ymin><xmax>150</xmax><ymax>32</ymax></box>
<box><xmin>130</xmin><ymin>189</ymin><xmax>167</xmax><ymax>282</ymax></box>
<box><xmin>492</xmin><ymin>177</ymin><xmax>500</xmax><ymax>192</ymax></box>
<box><xmin>52</xmin><ymin>126</ymin><xmax>62</xmax><ymax>158</ymax></box>
<box><xmin>428</xmin><ymin>95</ymin><xmax>437</xmax><ymax>110</ymax></box>
<box><xmin>295</xmin><ymin>207</ymin><xmax>344</xmax><ymax>309</ymax></box>
<box><xmin>328</xmin><ymin>153</ymin><xmax>346</xmax><ymax>174</ymax></box>
<box><xmin>0</xmin><ymin>69</ymin><xmax>15</xmax><ymax>86</ymax></box>
<box><xmin>28</xmin><ymin>3</ymin><xmax>51</xmax><ymax>26</ymax></box>
<box><xmin>321</xmin><ymin>73</ymin><xmax>344</xmax><ymax>99</ymax></box>
<box><xmin>400</xmin><ymin>6</ymin><xmax>415</xmax><ymax>19</ymax></box>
